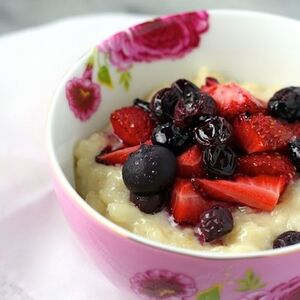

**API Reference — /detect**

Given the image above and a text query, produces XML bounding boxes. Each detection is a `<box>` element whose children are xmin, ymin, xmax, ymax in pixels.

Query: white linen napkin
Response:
<box><xmin>0</xmin><ymin>13</ymin><xmax>149</xmax><ymax>300</ymax></box>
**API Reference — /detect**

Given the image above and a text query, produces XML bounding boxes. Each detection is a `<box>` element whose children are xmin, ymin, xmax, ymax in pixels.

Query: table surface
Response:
<box><xmin>0</xmin><ymin>14</ymin><xmax>147</xmax><ymax>300</ymax></box>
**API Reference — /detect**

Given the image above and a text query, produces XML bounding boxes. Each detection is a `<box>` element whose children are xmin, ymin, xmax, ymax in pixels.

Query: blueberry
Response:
<box><xmin>197</xmin><ymin>115</ymin><xmax>212</xmax><ymax>124</ymax></box>
<box><xmin>194</xmin><ymin>116</ymin><xmax>232</xmax><ymax>147</ymax></box>
<box><xmin>130</xmin><ymin>192</ymin><xmax>168</xmax><ymax>214</ymax></box>
<box><xmin>150</xmin><ymin>87</ymin><xmax>181</xmax><ymax>122</ymax></box>
<box><xmin>122</xmin><ymin>144</ymin><xmax>176</xmax><ymax>194</ymax></box>
<box><xmin>273</xmin><ymin>231</ymin><xmax>300</xmax><ymax>249</ymax></box>
<box><xmin>172</xmin><ymin>78</ymin><xmax>201</xmax><ymax>96</ymax></box>
<box><xmin>268</xmin><ymin>86</ymin><xmax>300</xmax><ymax>122</ymax></box>
<box><xmin>195</xmin><ymin>205</ymin><xmax>234</xmax><ymax>242</ymax></box>
<box><xmin>151</xmin><ymin>122</ymin><xmax>191</xmax><ymax>155</ymax></box>
<box><xmin>133</xmin><ymin>98</ymin><xmax>151</xmax><ymax>112</ymax></box>
<box><xmin>172</xmin><ymin>79</ymin><xmax>217</xmax><ymax>128</ymax></box>
<box><xmin>203</xmin><ymin>144</ymin><xmax>237</xmax><ymax>178</ymax></box>
<box><xmin>289</xmin><ymin>138</ymin><xmax>300</xmax><ymax>172</ymax></box>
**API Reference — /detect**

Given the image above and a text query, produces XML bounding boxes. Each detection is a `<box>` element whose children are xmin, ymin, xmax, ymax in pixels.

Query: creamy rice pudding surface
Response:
<box><xmin>74</xmin><ymin>68</ymin><xmax>300</xmax><ymax>253</ymax></box>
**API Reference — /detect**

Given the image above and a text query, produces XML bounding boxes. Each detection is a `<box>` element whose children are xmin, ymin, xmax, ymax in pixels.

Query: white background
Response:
<box><xmin>0</xmin><ymin>0</ymin><xmax>299</xmax><ymax>34</ymax></box>
<box><xmin>0</xmin><ymin>14</ymin><xmax>147</xmax><ymax>300</ymax></box>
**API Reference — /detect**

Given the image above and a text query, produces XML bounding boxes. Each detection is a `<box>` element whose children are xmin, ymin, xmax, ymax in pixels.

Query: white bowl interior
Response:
<box><xmin>48</xmin><ymin>10</ymin><xmax>300</xmax><ymax>257</ymax></box>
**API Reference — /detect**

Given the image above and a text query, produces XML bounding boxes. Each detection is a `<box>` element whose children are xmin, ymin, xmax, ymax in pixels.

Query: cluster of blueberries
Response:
<box><xmin>122</xmin><ymin>79</ymin><xmax>235</xmax><ymax>242</ymax></box>
<box><xmin>121</xmin><ymin>80</ymin><xmax>300</xmax><ymax>248</ymax></box>
<box><xmin>123</xmin><ymin>79</ymin><xmax>234</xmax><ymax>211</ymax></box>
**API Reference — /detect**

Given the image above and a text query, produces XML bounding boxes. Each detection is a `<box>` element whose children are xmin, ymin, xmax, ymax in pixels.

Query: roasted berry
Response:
<box><xmin>233</xmin><ymin>113</ymin><xmax>293</xmax><ymax>154</ymax></box>
<box><xmin>203</xmin><ymin>144</ymin><xmax>237</xmax><ymax>178</ymax></box>
<box><xmin>151</xmin><ymin>122</ymin><xmax>191</xmax><ymax>155</ymax></box>
<box><xmin>192</xmin><ymin>175</ymin><xmax>287</xmax><ymax>212</ymax></box>
<box><xmin>197</xmin><ymin>115</ymin><xmax>212</xmax><ymax>124</ymax></box>
<box><xmin>122</xmin><ymin>144</ymin><xmax>176</xmax><ymax>194</ymax></box>
<box><xmin>150</xmin><ymin>87</ymin><xmax>181</xmax><ymax>122</ymax></box>
<box><xmin>177</xmin><ymin>145</ymin><xmax>204</xmax><ymax>178</ymax></box>
<box><xmin>289</xmin><ymin>138</ymin><xmax>300</xmax><ymax>172</ymax></box>
<box><xmin>130</xmin><ymin>192</ymin><xmax>168</xmax><ymax>214</ymax></box>
<box><xmin>202</xmin><ymin>82</ymin><xmax>265</xmax><ymax>120</ymax></box>
<box><xmin>133</xmin><ymin>98</ymin><xmax>151</xmax><ymax>112</ymax></box>
<box><xmin>273</xmin><ymin>231</ymin><xmax>300</xmax><ymax>249</ymax></box>
<box><xmin>195</xmin><ymin>205</ymin><xmax>234</xmax><ymax>242</ymax></box>
<box><xmin>205</xmin><ymin>77</ymin><xmax>219</xmax><ymax>87</ymax></box>
<box><xmin>268</xmin><ymin>87</ymin><xmax>300</xmax><ymax>122</ymax></box>
<box><xmin>194</xmin><ymin>116</ymin><xmax>232</xmax><ymax>147</ymax></box>
<box><xmin>95</xmin><ymin>145</ymin><xmax>140</xmax><ymax>165</ymax></box>
<box><xmin>172</xmin><ymin>79</ymin><xmax>217</xmax><ymax>128</ymax></box>
<box><xmin>111</xmin><ymin>106</ymin><xmax>154</xmax><ymax>146</ymax></box>
<box><xmin>170</xmin><ymin>179</ymin><xmax>211</xmax><ymax>225</ymax></box>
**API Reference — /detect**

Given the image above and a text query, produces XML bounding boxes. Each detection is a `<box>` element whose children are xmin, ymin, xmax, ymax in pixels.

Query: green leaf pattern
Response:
<box><xmin>119</xmin><ymin>71</ymin><xmax>132</xmax><ymax>91</ymax></box>
<box><xmin>193</xmin><ymin>269</ymin><xmax>265</xmax><ymax>299</ymax></box>
<box><xmin>236</xmin><ymin>269</ymin><xmax>266</xmax><ymax>292</ymax></box>
<box><xmin>97</xmin><ymin>65</ymin><xmax>113</xmax><ymax>88</ymax></box>
<box><xmin>196</xmin><ymin>285</ymin><xmax>221</xmax><ymax>300</ymax></box>
<box><xmin>88</xmin><ymin>48</ymin><xmax>131</xmax><ymax>91</ymax></box>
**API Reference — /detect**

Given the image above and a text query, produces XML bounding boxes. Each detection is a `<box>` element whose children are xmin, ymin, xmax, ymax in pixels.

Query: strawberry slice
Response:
<box><xmin>202</xmin><ymin>82</ymin><xmax>265</xmax><ymax>119</ymax></box>
<box><xmin>100</xmin><ymin>133</ymin><xmax>126</xmax><ymax>154</ymax></box>
<box><xmin>111</xmin><ymin>106</ymin><xmax>154</xmax><ymax>146</ymax></box>
<box><xmin>233</xmin><ymin>113</ymin><xmax>294</xmax><ymax>154</ymax></box>
<box><xmin>95</xmin><ymin>145</ymin><xmax>140</xmax><ymax>165</ymax></box>
<box><xmin>237</xmin><ymin>153</ymin><xmax>295</xmax><ymax>179</ymax></box>
<box><xmin>192</xmin><ymin>175</ymin><xmax>288</xmax><ymax>211</ymax></box>
<box><xmin>170</xmin><ymin>179</ymin><xmax>211</xmax><ymax>225</ymax></box>
<box><xmin>177</xmin><ymin>145</ymin><xmax>204</xmax><ymax>178</ymax></box>
<box><xmin>289</xmin><ymin>122</ymin><xmax>300</xmax><ymax>138</ymax></box>
<box><xmin>204</xmin><ymin>77</ymin><xmax>219</xmax><ymax>87</ymax></box>
<box><xmin>96</xmin><ymin>140</ymin><xmax>152</xmax><ymax>165</ymax></box>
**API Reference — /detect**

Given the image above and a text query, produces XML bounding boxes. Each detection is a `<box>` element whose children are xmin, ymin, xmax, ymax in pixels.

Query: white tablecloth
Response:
<box><xmin>0</xmin><ymin>14</ymin><xmax>149</xmax><ymax>300</ymax></box>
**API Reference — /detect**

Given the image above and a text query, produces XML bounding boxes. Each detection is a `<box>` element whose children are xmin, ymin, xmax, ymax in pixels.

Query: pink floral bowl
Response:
<box><xmin>47</xmin><ymin>10</ymin><xmax>300</xmax><ymax>300</ymax></box>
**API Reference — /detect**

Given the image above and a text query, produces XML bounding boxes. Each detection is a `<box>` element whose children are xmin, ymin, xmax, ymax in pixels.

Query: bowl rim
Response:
<box><xmin>47</xmin><ymin>9</ymin><xmax>300</xmax><ymax>260</ymax></box>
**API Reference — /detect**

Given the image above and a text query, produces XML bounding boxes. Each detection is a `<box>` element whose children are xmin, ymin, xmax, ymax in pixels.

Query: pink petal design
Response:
<box><xmin>269</xmin><ymin>276</ymin><xmax>300</xmax><ymax>300</ymax></box>
<box><xmin>66</xmin><ymin>66</ymin><xmax>101</xmax><ymax>121</ymax></box>
<box><xmin>98</xmin><ymin>11</ymin><xmax>209</xmax><ymax>71</ymax></box>
<box><xmin>237</xmin><ymin>276</ymin><xmax>300</xmax><ymax>300</ymax></box>
<box><xmin>130</xmin><ymin>269</ymin><xmax>197</xmax><ymax>299</ymax></box>
<box><xmin>236</xmin><ymin>290</ymin><xmax>271</xmax><ymax>300</ymax></box>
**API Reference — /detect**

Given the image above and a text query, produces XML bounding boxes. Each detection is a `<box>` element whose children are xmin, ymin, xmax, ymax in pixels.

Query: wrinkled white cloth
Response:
<box><xmin>0</xmin><ymin>14</ymin><xmax>149</xmax><ymax>300</ymax></box>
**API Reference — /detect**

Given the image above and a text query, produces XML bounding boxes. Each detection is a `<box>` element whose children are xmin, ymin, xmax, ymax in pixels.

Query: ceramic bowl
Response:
<box><xmin>47</xmin><ymin>10</ymin><xmax>300</xmax><ymax>300</ymax></box>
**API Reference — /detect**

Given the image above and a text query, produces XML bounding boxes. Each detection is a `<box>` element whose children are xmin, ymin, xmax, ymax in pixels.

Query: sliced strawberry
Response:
<box><xmin>289</xmin><ymin>122</ymin><xmax>300</xmax><ymax>137</ymax></box>
<box><xmin>95</xmin><ymin>145</ymin><xmax>140</xmax><ymax>165</ymax></box>
<box><xmin>170</xmin><ymin>179</ymin><xmax>211</xmax><ymax>225</ymax></box>
<box><xmin>233</xmin><ymin>113</ymin><xmax>294</xmax><ymax>154</ymax></box>
<box><xmin>96</xmin><ymin>140</ymin><xmax>152</xmax><ymax>165</ymax></box>
<box><xmin>192</xmin><ymin>175</ymin><xmax>288</xmax><ymax>211</ymax></box>
<box><xmin>204</xmin><ymin>76</ymin><xmax>219</xmax><ymax>87</ymax></box>
<box><xmin>110</xmin><ymin>106</ymin><xmax>154</xmax><ymax>146</ymax></box>
<box><xmin>100</xmin><ymin>133</ymin><xmax>126</xmax><ymax>154</ymax></box>
<box><xmin>237</xmin><ymin>153</ymin><xmax>296</xmax><ymax>179</ymax></box>
<box><xmin>202</xmin><ymin>82</ymin><xmax>266</xmax><ymax>119</ymax></box>
<box><xmin>177</xmin><ymin>145</ymin><xmax>204</xmax><ymax>178</ymax></box>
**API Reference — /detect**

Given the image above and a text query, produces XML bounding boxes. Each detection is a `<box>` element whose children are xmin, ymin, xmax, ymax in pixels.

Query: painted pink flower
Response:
<box><xmin>238</xmin><ymin>277</ymin><xmax>300</xmax><ymax>300</ymax></box>
<box><xmin>269</xmin><ymin>277</ymin><xmax>300</xmax><ymax>300</ymax></box>
<box><xmin>130</xmin><ymin>269</ymin><xmax>197</xmax><ymax>300</ymax></box>
<box><xmin>66</xmin><ymin>65</ymin><xmax>100</xmax><ymax>121</ymax></box>
<box><xmin>237</xmin><ymin>290</ymin><xmax>270</xmax><ymax>300</ymax></box>
<box><xmin>99</xmin><ymin>11</ymin><xmax>209</xmax><ymax>71</ymax></box>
